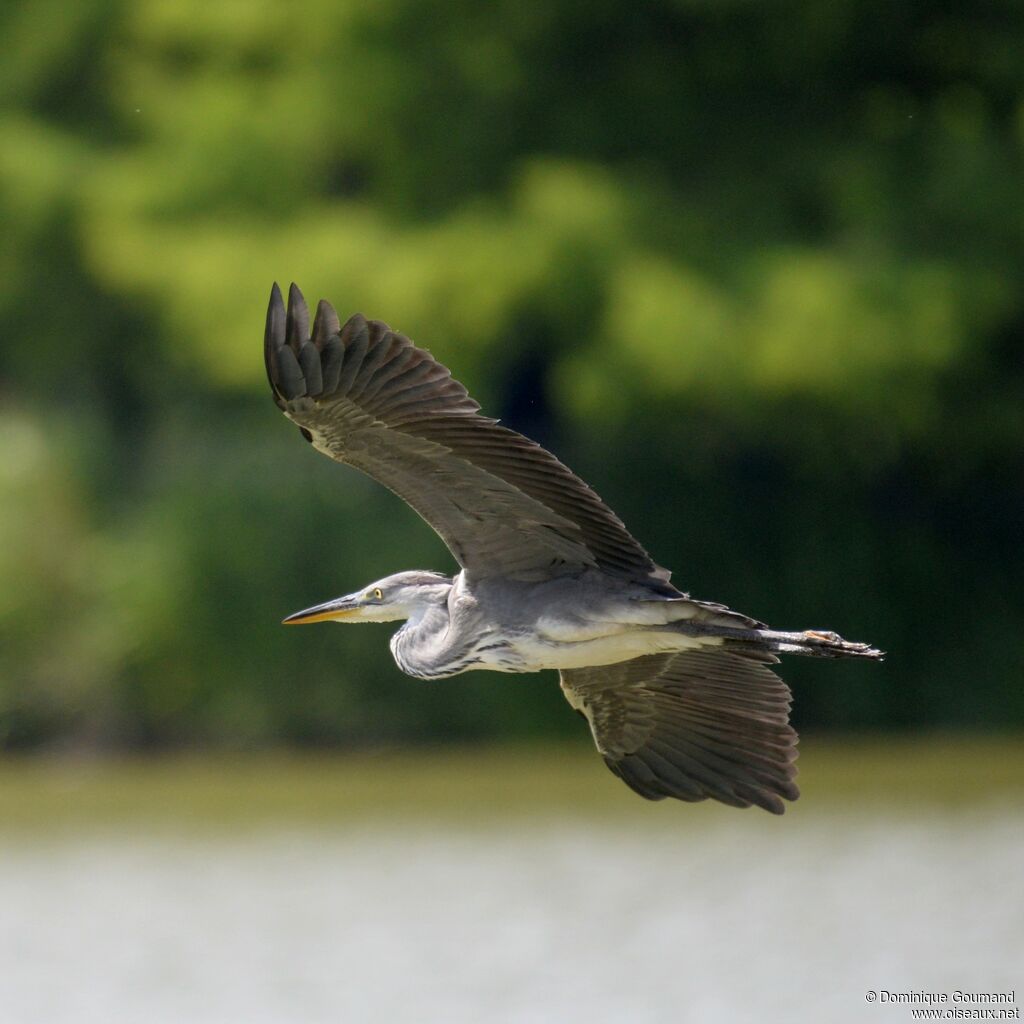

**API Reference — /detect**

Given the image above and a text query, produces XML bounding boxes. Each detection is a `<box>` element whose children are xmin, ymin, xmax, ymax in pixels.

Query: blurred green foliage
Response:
<box><xmin>1</xmin><ymin>0</ymin><xmax>1022</xmax><ymax>750</ymax></box>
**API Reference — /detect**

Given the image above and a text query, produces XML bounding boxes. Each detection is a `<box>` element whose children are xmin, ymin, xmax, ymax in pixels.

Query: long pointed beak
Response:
<box><xmin>282</xmin><ymin>596</ymin><xmax>359</xmax><ymax>625</ymax></box>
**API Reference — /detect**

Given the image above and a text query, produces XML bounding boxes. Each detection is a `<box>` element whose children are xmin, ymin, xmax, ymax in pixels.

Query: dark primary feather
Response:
<box><xmin>264</xmin><ymin>283</ymin><xmax>675</xmax><ymax>587</ymax></box>
<box><xmin>560</xmin><ymin>649</ymin><xmax>800</xmax><ymax>814</ymax></box>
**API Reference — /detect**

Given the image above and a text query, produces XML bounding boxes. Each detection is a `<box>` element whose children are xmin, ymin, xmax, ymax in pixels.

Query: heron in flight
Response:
<box><xmin>265</xmin><ymin>283</ymin><xmax>881</xmax><ymax>814</ymax></box>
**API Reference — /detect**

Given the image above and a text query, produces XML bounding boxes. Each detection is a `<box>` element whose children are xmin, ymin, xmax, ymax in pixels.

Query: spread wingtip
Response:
<box><xmin>286</xmin><ymin>283</ymin><xmax>309</xmax><ymax>354</ymax></box>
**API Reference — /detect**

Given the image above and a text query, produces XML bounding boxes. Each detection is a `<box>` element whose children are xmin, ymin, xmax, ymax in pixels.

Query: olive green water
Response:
<box><xmin>1</xmin><ymin>738</ymin><xmax>1021</xmax><ymax>1024</ymax></box>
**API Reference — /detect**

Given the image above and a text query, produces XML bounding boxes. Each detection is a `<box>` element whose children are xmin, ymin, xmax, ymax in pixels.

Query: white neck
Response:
<box><xmin>389</xmin><ymin>598</ymin><xmax>455</xmax><ymax>679</ymax></box>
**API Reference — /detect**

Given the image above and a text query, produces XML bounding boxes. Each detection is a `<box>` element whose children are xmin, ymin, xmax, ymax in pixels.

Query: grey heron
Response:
<box><xmin>265</xmin><ymin>283</ymin><xmax>882</xmax><ymax>814</ymax></box>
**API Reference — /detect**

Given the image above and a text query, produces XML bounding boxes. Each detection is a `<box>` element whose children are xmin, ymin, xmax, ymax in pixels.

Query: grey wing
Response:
<box><xmin>560</xmin><ymin>650</ymin><xmax>800</xmax><ymax>814</ymax></box>
<box><xmin>265</xmin><ymin>283</ymin><xmax>674</xmax><ymax>587</ymax></box>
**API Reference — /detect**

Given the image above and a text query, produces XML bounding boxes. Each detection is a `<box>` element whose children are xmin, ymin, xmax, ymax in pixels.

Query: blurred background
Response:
<box><xmin>0</xmin><ymin>1</ymin><xmax>1021</xmax><ymax>1021</ymax></box>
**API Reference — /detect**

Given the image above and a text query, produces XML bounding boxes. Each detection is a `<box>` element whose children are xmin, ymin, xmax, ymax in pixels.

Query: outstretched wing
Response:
<box><xmin>265</xmin><ymin>283</ymin><xmax>674</xmax><ymax>587</ymax></box>
<box><xmin>560</xmin><ymin>649</ymin><xmax>800</xmax><ymax>813</ymax></box>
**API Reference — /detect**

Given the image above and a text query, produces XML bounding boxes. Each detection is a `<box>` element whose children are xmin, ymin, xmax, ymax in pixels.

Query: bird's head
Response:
<box><xmin>282</xmin><ymin>571</ymin><xmax>452</xmax><ymax>626</ymax></box>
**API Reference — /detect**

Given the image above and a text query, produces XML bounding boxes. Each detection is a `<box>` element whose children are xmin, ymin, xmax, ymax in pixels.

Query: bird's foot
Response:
<box><xmin>802</xmin><ymin>629</ymin><xmax>885</xmax><ymax>660</ymax></box>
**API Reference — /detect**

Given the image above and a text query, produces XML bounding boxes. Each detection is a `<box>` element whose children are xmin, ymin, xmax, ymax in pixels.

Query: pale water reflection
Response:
<box><xmin>1</xmin><ymin>810</ymin><xmax>1021</xmax><ymax>1024</ymax></box>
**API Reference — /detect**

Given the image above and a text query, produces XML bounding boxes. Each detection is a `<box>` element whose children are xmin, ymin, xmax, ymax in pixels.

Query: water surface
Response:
<box><xmin>1</xmin><ymin>742</ymin><xmax>1021</xmax><ymax>1023</ymax></box>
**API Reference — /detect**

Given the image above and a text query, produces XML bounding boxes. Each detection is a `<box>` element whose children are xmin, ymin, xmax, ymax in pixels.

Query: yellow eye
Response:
<box><xmin>373</xmin><ymin>588</ymin><xmax>383</xmax><ymax>601</ymax></box>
